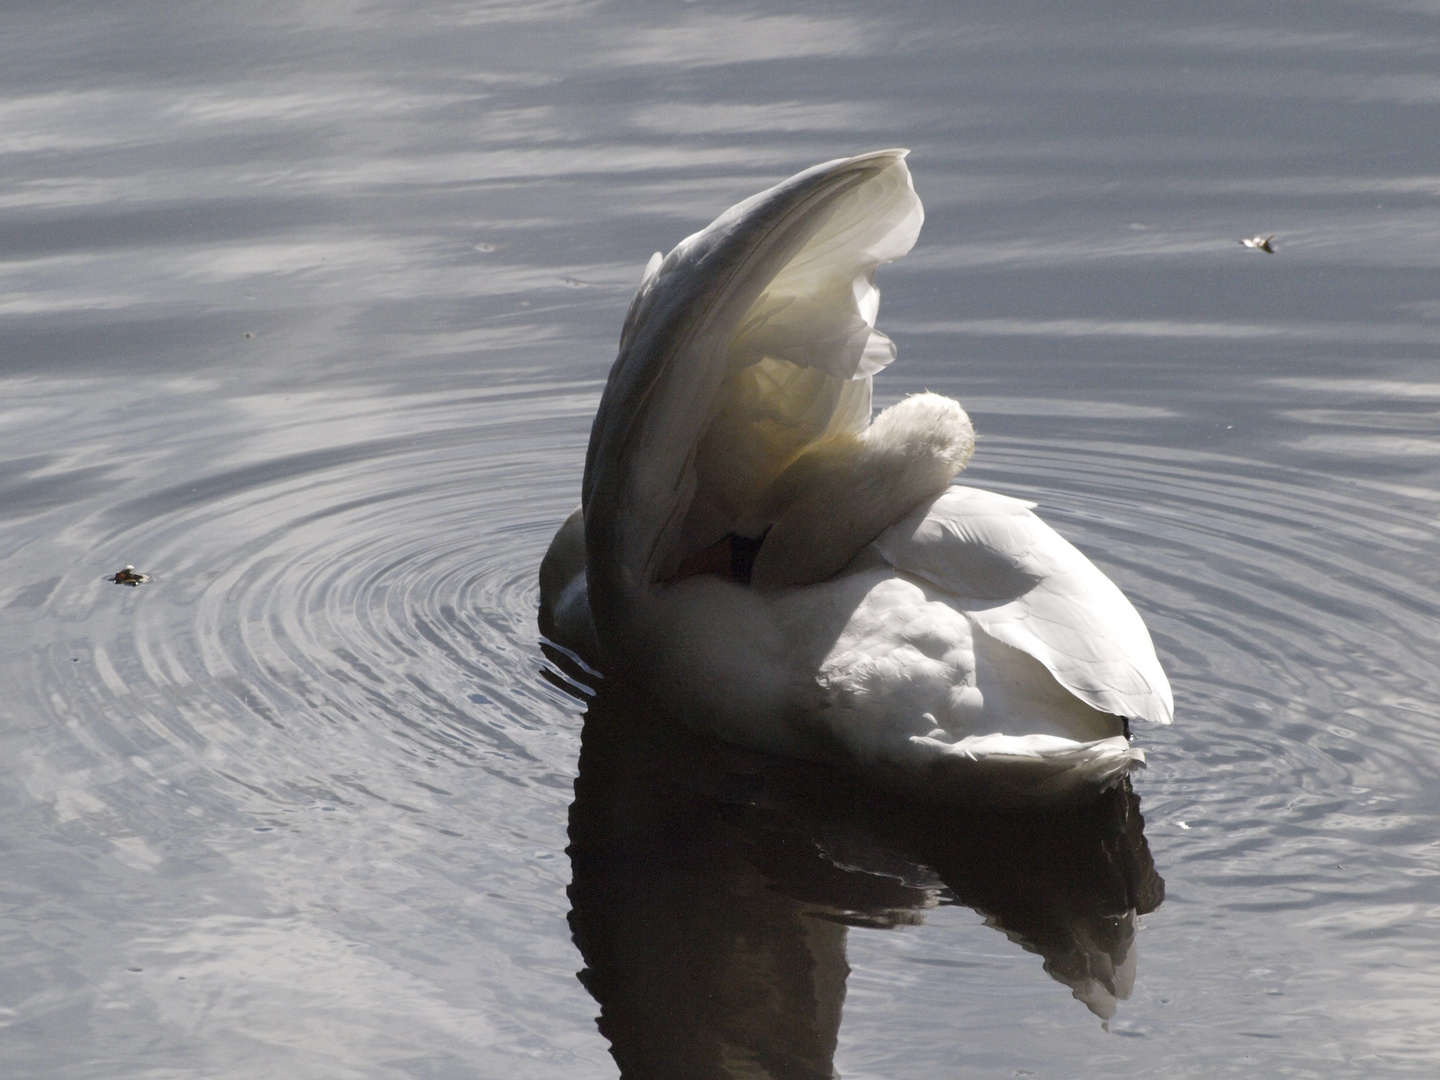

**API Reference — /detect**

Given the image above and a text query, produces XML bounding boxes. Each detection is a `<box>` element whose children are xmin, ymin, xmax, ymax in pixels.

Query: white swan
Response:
<box><xmin>540</xmin><ymin>150</ymin><xmax>1172</xmax><ymax>809</ymax></box>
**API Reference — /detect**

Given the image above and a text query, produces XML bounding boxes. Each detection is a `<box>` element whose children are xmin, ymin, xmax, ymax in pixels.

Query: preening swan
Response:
<box><xmin>540</xmin><ymin>150</ymin><xmax>1172</xmax><ymax>808</ymax></box>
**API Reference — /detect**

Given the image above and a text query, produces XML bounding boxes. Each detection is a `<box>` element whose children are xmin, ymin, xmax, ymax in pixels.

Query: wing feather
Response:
<box><xmin>875</xmin><ymin>486</ymin><xmax>1173</xmax><ymax>724</ymax></box>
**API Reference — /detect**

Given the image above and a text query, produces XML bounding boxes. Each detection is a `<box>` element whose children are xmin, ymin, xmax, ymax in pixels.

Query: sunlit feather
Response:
<box><xmin>542</xmin><ymin>151</ymin><xmax>1172</xmax><ymax>808</ymax></box>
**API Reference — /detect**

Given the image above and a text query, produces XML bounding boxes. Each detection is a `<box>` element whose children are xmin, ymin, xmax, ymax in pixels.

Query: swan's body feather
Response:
<box><xmin>542</xmin><ymin>151</ymin><xmax>1172</xmax><ymax>808</ymax></box>
<box><xmin>876</xmin><ymin>487</ymin><xmax>1173</xmax><ymax>726</ymax></box>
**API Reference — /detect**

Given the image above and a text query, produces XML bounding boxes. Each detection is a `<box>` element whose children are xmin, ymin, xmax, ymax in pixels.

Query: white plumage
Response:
<box><xmin>540</xmin><ymin>150</ymin><xmax>1172</xmax><ymax>808</ymax></box>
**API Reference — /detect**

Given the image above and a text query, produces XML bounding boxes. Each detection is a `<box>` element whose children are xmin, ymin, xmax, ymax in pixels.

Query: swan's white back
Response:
<box><xmin>543</xmin><ymin>151</ymin><xmax>1172</xmax><ymax>809</ymax></box>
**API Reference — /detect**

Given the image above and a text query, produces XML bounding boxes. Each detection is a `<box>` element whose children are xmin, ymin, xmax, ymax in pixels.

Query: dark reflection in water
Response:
<box><xmin>564</xmin><ymin>670</ymin><xmax>1162</xmax><ymax>1078</ymax></box>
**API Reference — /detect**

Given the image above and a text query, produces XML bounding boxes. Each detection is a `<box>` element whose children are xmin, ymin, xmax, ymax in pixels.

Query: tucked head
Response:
<box><xmin>743</xmin><ymin>392</ymin><xmax>975</xmax><ymax>591</ymax></box>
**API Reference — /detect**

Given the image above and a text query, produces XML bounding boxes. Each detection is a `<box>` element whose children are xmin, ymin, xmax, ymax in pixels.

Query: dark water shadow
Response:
<box><xmin>564</xmin><ymin>677</ymin><xmax>1164</xmax><ymax>1080</ymax></box>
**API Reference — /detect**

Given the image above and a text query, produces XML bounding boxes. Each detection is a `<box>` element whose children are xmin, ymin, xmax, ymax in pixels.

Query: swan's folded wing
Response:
<box><xmin>874</xmin><ymin>486</ymin><xmax>1173</xmax><ymax>725</ymax></box>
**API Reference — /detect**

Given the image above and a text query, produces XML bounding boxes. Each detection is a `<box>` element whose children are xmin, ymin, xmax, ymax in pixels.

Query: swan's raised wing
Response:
<box><xmin>583</xmin><ymin>152</ymin><xmax>922</xmax><ymax>656</ymax></box>
<box><xmin>875</xmin><ymin>486</ymin><xmax>1174</xmax><ymax>725</ymax></box>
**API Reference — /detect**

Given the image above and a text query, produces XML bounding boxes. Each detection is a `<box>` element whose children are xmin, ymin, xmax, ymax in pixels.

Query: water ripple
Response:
<box><xmin>960</xmin><ymin>437</ymin><xmax>1440</xmax><ymax>923</ymax></box>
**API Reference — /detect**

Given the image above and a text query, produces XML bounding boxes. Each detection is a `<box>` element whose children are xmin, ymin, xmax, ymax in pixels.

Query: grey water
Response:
<box><xmin>2</xmin><ymin>1</ymin><xmax>1438</xmax><ymax>1076</ymax></box>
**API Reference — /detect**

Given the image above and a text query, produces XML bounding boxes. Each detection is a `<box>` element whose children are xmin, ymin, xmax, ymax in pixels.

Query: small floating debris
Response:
<box><xmin>109</xmin><ymin>565</ymin><xmax>150</xmax><ymax>587</ymax></box>
<box><xmin>1240</xmin><ymin>234</ymin><xmax>1276</xmax><ymax>253</ymax></box>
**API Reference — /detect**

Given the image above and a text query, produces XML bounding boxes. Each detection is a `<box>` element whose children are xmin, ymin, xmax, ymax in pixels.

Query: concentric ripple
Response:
<box><xmin>963</xmin><ymin>431</ymin><xmax>1440</xmax><ymax>1043</ymax></box>
<box><xmin>20</xmin><ymin>382</ymin><xmax>1438</xmax><ymax>882</ymax></box>
<box><xmin>51</xmin><ymin>383</ymin><xmax>600</xmax><ymax>813</ymax></box>
<box><xmin>4</xmin><ymin>372</ymin><xmax>1440</xmax><ymax>1069</ymax></box>
<box><xmin>2</xmin><ymin>378</ymin><xmax>621</xmax><ymax>1070</ymax></box>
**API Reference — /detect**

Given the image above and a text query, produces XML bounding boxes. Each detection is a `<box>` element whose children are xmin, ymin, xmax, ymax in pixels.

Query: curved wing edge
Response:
<box><xmin>875</xmin><ymin>486</ymin><xmax>1174</xmax><ymax>725</ymax></box>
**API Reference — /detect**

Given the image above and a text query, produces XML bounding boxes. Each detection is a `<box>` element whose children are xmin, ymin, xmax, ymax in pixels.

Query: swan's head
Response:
<box><xmin>744</xmin><ymin>392</ymin><xmax>975</xmax><ymax>591</ymax></box>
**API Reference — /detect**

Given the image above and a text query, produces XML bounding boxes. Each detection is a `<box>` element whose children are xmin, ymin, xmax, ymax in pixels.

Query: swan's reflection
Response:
<box><xmin>564</xmin><ymin>676</ymin><xmax>1163</xmax><ymax>1079</ymax></box>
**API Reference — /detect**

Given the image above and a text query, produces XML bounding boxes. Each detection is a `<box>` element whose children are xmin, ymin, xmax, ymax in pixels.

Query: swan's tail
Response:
<box><xmin>898</xmin><ymin>733</ymin><xmax>1144</xmax><ymax>811</ymax></box>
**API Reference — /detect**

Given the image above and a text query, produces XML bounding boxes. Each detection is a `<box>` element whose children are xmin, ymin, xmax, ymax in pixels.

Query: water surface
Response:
<box><xmin>2</xmin><ymin>1</ymin><xmax>1439</xmax><ymax>1076</ymax></box>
